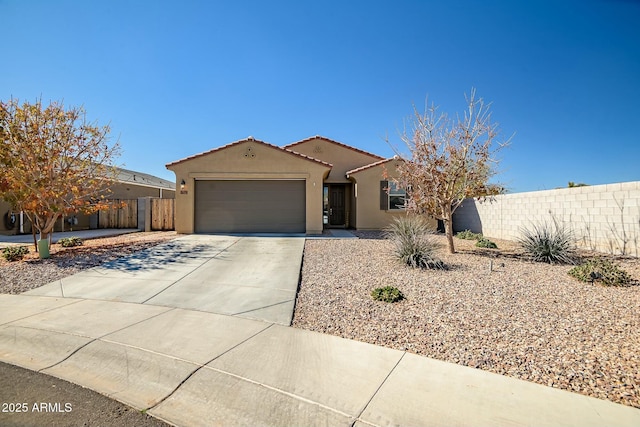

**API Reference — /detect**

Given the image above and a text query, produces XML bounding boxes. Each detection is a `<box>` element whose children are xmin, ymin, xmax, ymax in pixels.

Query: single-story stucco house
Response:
<box><xmin>0</xmin><ymin>167</ymin><xmax>175</xmax><ymax>235</ymax></box>
<box><xmin>166</xmin><ymin>135</ymin><xmax>435</xmax><ymax>234</ymax></box>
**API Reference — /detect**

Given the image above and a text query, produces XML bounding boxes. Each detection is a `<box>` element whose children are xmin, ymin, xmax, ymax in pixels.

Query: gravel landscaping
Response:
<box><xmin>0</xmin><ymin>231</ymin><xmax>178</xmax><ymax>294</ymax></box>
<box><xmin>2</xmin><ymin>229</ymin><xmax>638</xmax><ymax>409</ymax></box>
<box><xmin>292</xmin><ymin>231</ymin><xmax>640</xmax><ymax>409</ymax></box>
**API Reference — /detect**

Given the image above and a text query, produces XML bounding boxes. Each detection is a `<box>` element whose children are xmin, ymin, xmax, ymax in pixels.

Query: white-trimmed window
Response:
<box><xmin>388</xmin><ymin>182</ymin><xmax>406</xmax><ymax>210</ymax></box>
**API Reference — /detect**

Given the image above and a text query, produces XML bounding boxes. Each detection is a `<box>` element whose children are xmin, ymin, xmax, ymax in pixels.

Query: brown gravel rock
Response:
<box><xmin>292</xmin><ymin>232</ymin><xmax>640</xmax><ymax>408</ymax></box>
<box><xmin>0</xmin><ymin>232</ymin><xmax>178</xmax><ymax>294</ymax></box>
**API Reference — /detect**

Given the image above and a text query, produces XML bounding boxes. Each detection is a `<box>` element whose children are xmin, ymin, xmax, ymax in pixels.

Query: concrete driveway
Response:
<box><xmin>25</xmin><ymin>235</ymin><xmax>304</xmax><ymax>325</ymax></box>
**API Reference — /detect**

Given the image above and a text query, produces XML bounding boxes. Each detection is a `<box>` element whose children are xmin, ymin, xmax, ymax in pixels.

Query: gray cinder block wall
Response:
<box><xmin>453</xmin><ymin>181</ymin><xmax>640</xmax><ymax>256</ymax></box>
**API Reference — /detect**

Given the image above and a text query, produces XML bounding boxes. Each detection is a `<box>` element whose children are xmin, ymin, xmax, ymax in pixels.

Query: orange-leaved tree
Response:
<box><xmin>0</xmin><ymin>98</ymin><xmax>120</xmax><ymax>257</ymax></box>
<box><xmin>391</xmin><ymin>89</ymin><xmax>511</xmax><ymax>254</ymax></box>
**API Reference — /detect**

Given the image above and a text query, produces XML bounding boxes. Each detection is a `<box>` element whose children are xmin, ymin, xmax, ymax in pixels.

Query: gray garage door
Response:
<box><xmin>194</xmin><ymin>180</ymin><xmax>306</xmax><ymax>233</ymax></box>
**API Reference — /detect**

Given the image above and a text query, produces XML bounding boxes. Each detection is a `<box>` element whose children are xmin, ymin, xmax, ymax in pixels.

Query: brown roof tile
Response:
<box><xmin>346</xmin><ymin>157</ymin><xmax>400</xmax><ymax>176</ymax></box>
<box><xmin>166</xmin><ymin>137</ymin><xmax>333</xmax><ymax>169</ymax></box>
<box><xmin>283</xmin><ymin>135</ymin><xmax>385</xmax><ymax>161</ymax></box>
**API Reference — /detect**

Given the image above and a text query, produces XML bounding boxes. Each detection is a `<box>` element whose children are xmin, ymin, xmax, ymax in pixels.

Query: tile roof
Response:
<box><xmin>115</xmin><ymin>167</ymin><xmax>174</xmax><ymax>190</ymax></box>
<box><xmin>345</xmin><ymin>157</ymin><xmax>400</xmax><ymax>176</ymax></box>
<box><xmin>283</xmin><ymin>135</ymin><xmax>385</xmax><ymax>161</ymax></box>
<box><xmin>166</xmin><ymin>137</ymin><xmax>333</xmax><ymax>168</ymax></box>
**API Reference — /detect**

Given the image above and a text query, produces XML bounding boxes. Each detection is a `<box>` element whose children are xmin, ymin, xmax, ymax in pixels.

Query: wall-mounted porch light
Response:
<box><xmin>180</xmin><ymin>179</ymin><xmax>186</xmax><ymax>190</ymax></box>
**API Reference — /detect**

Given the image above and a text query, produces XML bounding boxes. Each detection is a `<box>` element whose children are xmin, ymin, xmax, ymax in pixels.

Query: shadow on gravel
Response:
<box><xmin>459</xmin><ymin>248</ymin><xmax>524</xmax><ymax>260</ymax></box>
<box><xmin>350</xmin><ymin>231</ymin><xmax>388</xmax><ymax>240</ymax></box>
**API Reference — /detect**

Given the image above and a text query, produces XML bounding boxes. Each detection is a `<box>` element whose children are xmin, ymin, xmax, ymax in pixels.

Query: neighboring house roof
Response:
<box><xmin>166</xmin><ymin>136</ymin><xmax>333</xmax><ymax>168</ymax></box>
<box><xmin>283</xmin><ymin>135</ymin><xmax>385</xmax><ymax>161</ymax></box>
<box><xmin>346</xmin><ymin>157</ymin><xmax>399</xmax><ymax>177</ymax></box>
<box><xmin>116</xmin><ymin>167</ymin><xmax>175</xmax><ymax>190</ymax></box>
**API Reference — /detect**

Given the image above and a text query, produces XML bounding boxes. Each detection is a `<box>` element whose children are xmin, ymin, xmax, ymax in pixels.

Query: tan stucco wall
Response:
<box><xmin>287</xmin><ymin>138</ymin><xmax>382</xmax><ymax>183</ymax></box>
<box><xmin>167</xmin><ymin>140</ymin><xmax>330</xmax><ymax>234</ymax></box>
<box><xmin>350</xmin><ymin>159</ymin><xmax>437</xmax><ymax>230</ymax></box>
<box><xmin>109</xmin><ymin>183</ymin><xmax>175</xmax><ymax>200</ymax></box>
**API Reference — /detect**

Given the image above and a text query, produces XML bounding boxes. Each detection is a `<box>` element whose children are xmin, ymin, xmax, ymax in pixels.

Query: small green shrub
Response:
<box><xmin>58</xmin><ymin>237</ymin><xmax>83</xmax><ymax>247</ymax></box>
<box><xmin>568</xmin><ymin>258</ymin><xmax>632</xmax><ymax>287</ymax></box>
<box><xmin>517</xmin><ymin>220</ymin><xmax>576</xmax><ymax>264</ymax></box>
<box><xmin>2</xmin><ymin>246</ymin><xmax>29</xmax><ymax>261</ymax></box>
<box><xmin>475</xmin><ymin>238</ymin><xmax>497</xmax><ymax>249</ymax></box>
<box><xmin>456</xmin><ymin>229</ymin><xmax>483</xmax><ymax>240</ymax></box>
<box><xmin>371</xmin><ymin>286</ymin><xmax>404</xmax><ymax>303</ymax></box>
<box><xmin>385</xmin><ymin>216</ymin><xmax>445</xmax><ymax>269</ymax></box>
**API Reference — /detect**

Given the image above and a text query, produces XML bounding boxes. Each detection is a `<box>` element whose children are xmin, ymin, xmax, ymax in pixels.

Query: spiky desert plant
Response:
<box><xmin>385</xmin><ymin>216</ymin><xmax>445</xmax><ymax>269</ymax></box>
<box><xmin>518</xmin><ymin>219</ymin><xmax>576</xmax><ymax>264</ymax></box>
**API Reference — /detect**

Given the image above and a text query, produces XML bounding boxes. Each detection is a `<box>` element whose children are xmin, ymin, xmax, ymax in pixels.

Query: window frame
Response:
<box><xmin>387</xmin><ymin>181</ymin><xmax>406</xmax><ymax>210</ymax></box>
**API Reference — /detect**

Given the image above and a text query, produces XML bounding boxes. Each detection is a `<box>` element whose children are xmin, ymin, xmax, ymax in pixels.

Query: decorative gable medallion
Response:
<box><xmin>313</xmin><ymin>145</ymin><xmax>323</xmax><ymax>154</ymax></box>
<box><xmin>243</xmin><ymin>145</ymin><xmax>256</xmax><ymax>159</ymax></box>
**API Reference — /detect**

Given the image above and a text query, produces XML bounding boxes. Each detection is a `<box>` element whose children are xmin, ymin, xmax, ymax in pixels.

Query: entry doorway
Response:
<box><xmin>323</xmin><ymin>184</ymin><xmax>346</xmax><ymax>227</ymax></box>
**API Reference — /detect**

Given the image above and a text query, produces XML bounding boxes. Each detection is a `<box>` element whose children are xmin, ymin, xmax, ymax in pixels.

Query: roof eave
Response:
<box><xmin>346</xmin><ymin>157</ymin><xmax>399</xmax><ymax>177</ymax></box>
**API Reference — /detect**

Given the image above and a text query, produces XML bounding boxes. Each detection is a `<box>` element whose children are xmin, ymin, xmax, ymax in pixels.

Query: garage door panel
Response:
<box><xmin>195</xmin><ymin>181</ymin><xmax>305</xmax><ymax>233</ymax></box>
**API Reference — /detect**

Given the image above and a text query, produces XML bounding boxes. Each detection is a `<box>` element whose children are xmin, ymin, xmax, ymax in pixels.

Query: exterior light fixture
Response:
<box><xmin>180</xmin><ymin>179</ymin><xmax>186</xmax><ymax>190</ymax></box>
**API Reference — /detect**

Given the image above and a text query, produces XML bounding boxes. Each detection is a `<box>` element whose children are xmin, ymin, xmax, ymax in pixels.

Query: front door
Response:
<box><xmin>329</xmin><ymin>185</ymin><xmax>345</xmax><ymax>226</ymax></box>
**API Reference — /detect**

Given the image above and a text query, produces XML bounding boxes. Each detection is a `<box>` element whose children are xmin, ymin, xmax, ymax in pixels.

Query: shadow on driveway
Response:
<box><xmin>99</xmin><ymin>240</ymin><xmax>224</xmax><ymax>273</ymax></box>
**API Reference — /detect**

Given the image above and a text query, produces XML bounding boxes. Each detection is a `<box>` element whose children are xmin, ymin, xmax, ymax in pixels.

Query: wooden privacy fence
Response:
<box><xmin>97</xmin><ymin>199</ymin><xmax>138</xmax><ymax>229</ymax></box>
<box><xmin>150</xmin><ymin>198</ymin><xmax>175</xmax><ymax>231</ymax></box>
<box><xmin>96</xmin><ymin>198</ymin><xmax>175</xmax><ymax>231</ymax></box>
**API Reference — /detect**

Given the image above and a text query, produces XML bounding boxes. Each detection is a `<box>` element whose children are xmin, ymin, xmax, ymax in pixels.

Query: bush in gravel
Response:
<box><xmin>475</xmin><ymin>238</ymin><xmax>497</xmax><ymax>249</ymax></box>
<box><xmin>371</xmin><ymin>286</ymin><xmax>404</xmax><ymax>303</ymax></box>
<box><xmin>2</xmin><ymin>246</ymin><xmax>29</xmax><ymax>261</ymax></box>
<box><xmin>517</xmin><ymin>220</ymin><xmax>576</xmax><ymax>264</ymax></box>
<box><xmin>385</xmin><ymin>216</ymin><xmax>445</xmax><ymax>269</ymax></box>
<box><xmin>456</xmin><ymin>229</ymin><xmax>482</xmax><ymax>240</ymax></box>
<box><xmin>568</xmin><ymin>258</ymin><xmax>632</xmax><ymax>287</ymax></box>
<box><xmin>58</xmin><ymin>237</ymin><xmax>83</xmax><ymax>247</ymax></box>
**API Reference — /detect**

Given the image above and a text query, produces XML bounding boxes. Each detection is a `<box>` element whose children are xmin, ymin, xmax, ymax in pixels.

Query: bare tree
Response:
<box><xmin>391</xmin><ymin>89</ymin><xmax>511</xmax><ymax>253</ymax></box>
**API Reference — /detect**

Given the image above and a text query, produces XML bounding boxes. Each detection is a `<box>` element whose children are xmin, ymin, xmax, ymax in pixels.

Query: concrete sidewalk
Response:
<box><xmin>0</xmin><ymin>294</ymin><xmax>638</xmax><ymax>427</ymax></box>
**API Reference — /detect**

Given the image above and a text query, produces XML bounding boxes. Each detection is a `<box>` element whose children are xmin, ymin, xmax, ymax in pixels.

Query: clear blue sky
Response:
<box><xmin>2</xmin><ymin>0</ymin><xmax>638</xmax><ymax>192</ymax></box>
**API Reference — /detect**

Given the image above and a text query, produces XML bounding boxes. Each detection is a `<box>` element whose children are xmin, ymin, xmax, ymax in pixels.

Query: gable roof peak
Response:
<box><xmin>283</xmin><ymin>135</ymin><xmax>385</xmax><ymax>160</ymax></box>
<box><xmin>166</xmin><ymin>136</ymin><xmax>332</xmax><ymax>169</ymax></box>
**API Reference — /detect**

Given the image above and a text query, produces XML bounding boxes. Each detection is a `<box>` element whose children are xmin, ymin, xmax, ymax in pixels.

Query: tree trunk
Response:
<box><xmin>443</xmin><ymin>204</ymin><xmax>456</xmax><ymax>254</ymax></box>
<box><xmin>35</xmin><ymin>214</ymin><xmax>58</xmax><ymax>259</ymax></box>
<box><xmin>37</xmin><ymin>237</ymin><xmax>50</xmax><ymax>259</ymax></box>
